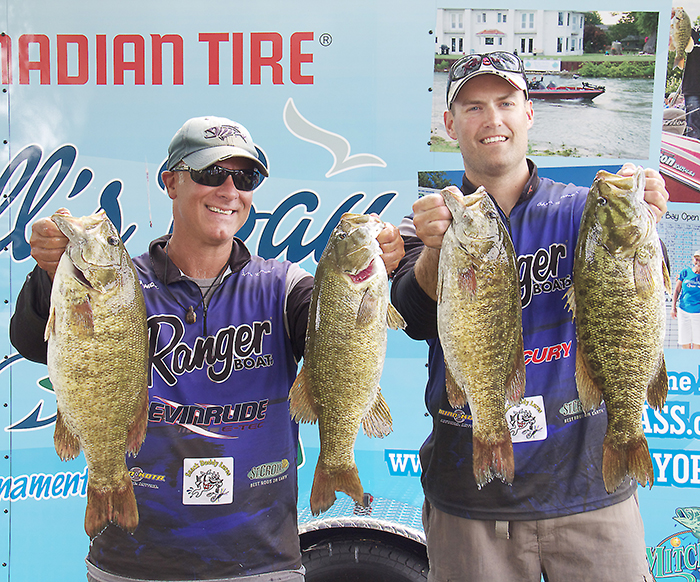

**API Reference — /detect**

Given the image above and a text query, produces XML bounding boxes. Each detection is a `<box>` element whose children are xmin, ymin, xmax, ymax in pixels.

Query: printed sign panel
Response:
<box><xmin>0</xmin><ymin>0</ymin><xmax>690</xmax><ymax>580</ymax></box>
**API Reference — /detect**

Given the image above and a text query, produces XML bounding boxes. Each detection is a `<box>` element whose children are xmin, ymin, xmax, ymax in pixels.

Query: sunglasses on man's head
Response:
<box><xmin>448</xmin><ymin>51</ymin><xmax>525</xmax><ymax>84</ymax></box>
<box><xmin>173</xmin><ymin>163</ymin><xmax>264</xmax><ymax>191</ymax></box>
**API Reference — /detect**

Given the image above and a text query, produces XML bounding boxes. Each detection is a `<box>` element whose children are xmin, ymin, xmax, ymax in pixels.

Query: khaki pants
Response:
<box><xmin>423</xmin><ymin>495</ymin><xmax>652</xmax><ymax>582</ymax></box>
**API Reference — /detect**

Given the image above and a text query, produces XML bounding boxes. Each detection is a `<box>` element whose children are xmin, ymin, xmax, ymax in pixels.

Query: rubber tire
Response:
<box><xmin>302</xmin><ymin>537</ymin><xmax>428</xmax><ymax>582</ymax></box>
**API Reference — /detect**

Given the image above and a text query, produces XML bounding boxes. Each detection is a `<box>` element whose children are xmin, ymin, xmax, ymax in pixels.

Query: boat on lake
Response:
<box><xmin>527</xmin><ymin>81</ymin><xmax>605</xmax><ymax>100</ymax></box>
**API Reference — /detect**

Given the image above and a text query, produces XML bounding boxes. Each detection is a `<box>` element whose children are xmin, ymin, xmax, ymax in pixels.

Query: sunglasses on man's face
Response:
<box><xmin>173</xmin><ymin>163</ymin><xmax>264</xmax><ymax>191</ymax></box>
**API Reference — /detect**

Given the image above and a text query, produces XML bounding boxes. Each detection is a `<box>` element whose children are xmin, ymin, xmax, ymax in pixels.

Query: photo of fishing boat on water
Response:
<box><xmin>430</xmin><ymin>8</ymin><xmax>659</xmax><ymax>159</ymax></box>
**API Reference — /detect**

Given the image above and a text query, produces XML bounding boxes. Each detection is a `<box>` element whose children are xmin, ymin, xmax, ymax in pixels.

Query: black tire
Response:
<box><xmin>302</xmin><ymin>537</ymin><xmax>429</xmax><ymax>582</ymax></box>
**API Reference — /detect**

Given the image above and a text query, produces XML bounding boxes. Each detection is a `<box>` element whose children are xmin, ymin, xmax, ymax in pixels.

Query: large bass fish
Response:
<box><xmin>670</xmin><ymin>7</ymin><xmax>694</xmax><ymax>70</ymax></box>
<box><xmin>289</xmin><ymin>213</ymin><xmax>405</xmax><ymax>515</ymax></box>
<box><xmin>46</xmin><ymin>209</ymin><xmax>149</xmax><ymax>537</ymax></box>
<box><xmin>566</xmin><ymin>168</ymin><xmax>671</xmax><ymax>493</ymax></box>
<box><xmin>437</xmin><ymin>186</ymin><xmax>525</xmax><ymax>488</ymax></box>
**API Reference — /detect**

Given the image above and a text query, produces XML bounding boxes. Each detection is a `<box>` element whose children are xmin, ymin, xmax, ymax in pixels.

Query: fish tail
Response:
<box><xmin>85</xmin><ymin>473</ymin><xmax>138</xmax><ymax>538</ymax></box>
<box><xmin>602</xmin><ymin>435</ymin><xmax>653</xmax><ymax>494</ymax></box>
<box><xmin>309</xmin><ymin>461</ymin><xmax>364</xmax><ymax>516</ymax></box>
<box><xmin>472</xmin><ymin>433</ymin><xmax>514</xmax><ymax>488</ymax></box>
<box><xmin>54</xmin><ymin>408</ymin><xmax>81</xmax><ymax>461</ymax></box>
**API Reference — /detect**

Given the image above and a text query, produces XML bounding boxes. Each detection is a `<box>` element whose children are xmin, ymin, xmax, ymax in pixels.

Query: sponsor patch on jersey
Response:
<box><xmin>129</xmin><ymin>466</ymin><xmax>166</xmax><ymax>490</ymax></box>
<box><xmin>507</xmin><ymin>395</ymin><xmax>548</xmax><ymax>443</ymax></box>
<box><xmin>247</xmin><ymin>459</ymin><xmax>289</xmax><ymax>481</ymax></box>
<box><xmin>182</xmin><ymin>457</ymin><xmax>233</xmax><ymax>505</ymax></box>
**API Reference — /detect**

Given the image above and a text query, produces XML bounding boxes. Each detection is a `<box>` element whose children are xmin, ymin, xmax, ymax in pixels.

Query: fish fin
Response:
<box><xmin>72</xmin><ymin>298</ymin><xmax>95</xmax><ymax>334</ymax></box>
<box><xmin>663</xmin><ymin>261</ymin><xmax>672</xmax><ymax>296</ymax></box>
<box><xmin>646</xmin><ymin>355</ymin><xmax>669</xmax><ymax>411</ymax></box>
<box><xmin>472</xmin><ymin>432</ymin><xmax>515</xmax><ymax>487</ymax></box>
<box><xmin>85</xmin><ymin>473</ymin><xmax>139</xmax><ymax>538</ymax></box>
<box><xmin>309</xmin><ymin>461</ymin><xmax>364</xmax><ymax>516</ymax></box>
<box><xmin>686</xmin><ymin>37</ymin><xmax>695</xmax><ymax>53</ymax></box>
<box><xmin>44</xmin><ymin>307</ymin><xmax>56</xmax><ymax>342</ymax></box>
<box><xmin>575</xmin><ymin>347</ymin><xmax>603</xmax><ymax>411</ymax></box>
<box><xmin>356</xmin><ymin>288</ymin><xmax>379</xmax><ymax>327</ymax></box>
<box><xmin>53</xmin><ymin>408</ymin><xmax>81</xmax><ymax>460</ymax></box>
<box><xmin>362</xmin><ymin>388</ymin><xmax>393</xmax><ymax>438</ymax></box>
<box><xmin>505</xmin><ymin>338</ymin><xmax>526</xmax><ymax>406</ymax></box>
<box><xmin>126</xmin><ymin>386</ymin><xmax>149</xmax><ymax>456</ymax></box>
<box><xmin>675</xmin><ymin>53</ymin><xmax>686</xmax><ymax>69</ymax></box>
<box><xmin>444</xmin><ymin>364</ymin><xmax>467</xmax><ymax>409</ymax></box>
<box><xmin>563</xmin><ymin>286</ymin><xmax>576</xmax><ymax>320</ymax></box>
<box><xmin>458</xmin><ymin>266</ymin><xmax>478</xmax><ymax>296</ymax></box>
<box><xmin>602</xmin><ymin>435</ymin><xmax>653</xmax><ymax>494</ymax></box>
<box><xmin>633</xmin><ymin>253</ymin><xmax>655</xmax><ymax>296</ymax></box>
<box><xmin>288</xmin><ymin>365</ymin><xmax>318</xmax><ymax>424</ymax></box>
<box><xmin>386</xmin><ymin>302</ymin><xmax>406</xmax><ymax>330</ymax></box>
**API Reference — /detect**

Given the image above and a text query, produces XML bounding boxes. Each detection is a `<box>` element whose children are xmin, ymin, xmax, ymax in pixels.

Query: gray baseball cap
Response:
<box><xmin>166</xmin><ymin>116</ymin><xmax>269</xmax><ymax>176</ymax></box>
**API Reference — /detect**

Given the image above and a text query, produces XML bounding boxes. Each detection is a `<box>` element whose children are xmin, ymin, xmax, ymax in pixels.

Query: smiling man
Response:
<box><xmin>391</xmin><ymin>52</ymin><xmax>668</xmax><ymax>581</ymax></box>
<box><xmin>9</xmin><ymin>115</ymin><xmax>405</xmax><ymax>582</ymax></box>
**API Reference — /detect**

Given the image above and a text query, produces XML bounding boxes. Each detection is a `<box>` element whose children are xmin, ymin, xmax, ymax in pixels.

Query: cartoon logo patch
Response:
<box><xmin>507</xmin><ymin>395</ymin><xmax>548</xmax><ymax>443</ymax></box>
<box><xmin>183</xmin><ymin>457</ymin><xmax>233</xmax><ymax>505</ymax></box>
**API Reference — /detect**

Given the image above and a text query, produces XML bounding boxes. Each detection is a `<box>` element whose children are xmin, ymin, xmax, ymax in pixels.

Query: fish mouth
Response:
<box><xmin>206</xmin><ymin>205</ymin><xmax>234</xmax><ymax>216</ymax></box>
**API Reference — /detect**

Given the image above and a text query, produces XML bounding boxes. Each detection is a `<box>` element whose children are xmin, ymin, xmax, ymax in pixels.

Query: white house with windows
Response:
<box><xmin>436</xmin><ymin>8</ymin><xmax>585</xmax><ymax>57</ymax></box>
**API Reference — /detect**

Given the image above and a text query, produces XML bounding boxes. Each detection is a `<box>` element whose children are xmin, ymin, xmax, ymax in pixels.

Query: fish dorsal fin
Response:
<box><xmin>564</xmin><ymin>286</ymin><xmax>576</xmax><ymax>320</ymax></box>
<box><xmin>362</xmin><ymin>388</ymin><xmax>393</xmax><ymax>438</ymax></box>
<box><xmin>288</xmin><ymin>365</ymin><xmax>319</xmax><ymax>424</ymax></box>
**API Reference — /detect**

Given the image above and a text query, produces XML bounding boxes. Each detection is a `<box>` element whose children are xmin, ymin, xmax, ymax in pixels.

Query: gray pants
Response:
<box><xmin>86</xmin><ymin>561</ymin><xmax>305</xmax><ymax>582</ymax></box>
<box><xmin>422</xmin><ymin>494</ymin><xmax>652</xmax><ymax>582</ymax></box>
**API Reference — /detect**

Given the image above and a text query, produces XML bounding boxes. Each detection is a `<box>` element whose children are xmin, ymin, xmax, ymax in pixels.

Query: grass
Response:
<box><xmin>434</xmin><ymin>53</ymin><xmax>656</xmax><ymax>74</ymax></box>
<box><xmin>429</xmin><ymin>136</ymin><xmax>586</xmax><ymax>157</ymax></box>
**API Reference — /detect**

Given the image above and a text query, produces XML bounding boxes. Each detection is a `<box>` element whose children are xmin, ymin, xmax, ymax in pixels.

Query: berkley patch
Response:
<box><xmin>247</xmin><ymin>459</ymin><xmax>290</xmax><ymax>481</ymax></box>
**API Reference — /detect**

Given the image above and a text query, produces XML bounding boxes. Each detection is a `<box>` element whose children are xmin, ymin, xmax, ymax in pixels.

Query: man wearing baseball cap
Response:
<box><xmin>10</xmin><ymin>116</ymin><xmax>405</xmax><ymax>582</ymax></box>
<box><xmin>391</xmin><ymin>52</ymin><xmax>669</xmax><ymax>581</ymax></box>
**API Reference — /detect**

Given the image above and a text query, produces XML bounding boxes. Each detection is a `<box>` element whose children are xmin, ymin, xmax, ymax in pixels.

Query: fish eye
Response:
<box><xmin>597</xmin><ymin>197</ymin><xmax>608</xmax><ymax>206</ymax></box>
<box><xmin>107</xmin><ymin>236</ymin><xmax>120</xmax><ymax>246</ymax></box>
<box><xmin>336</xmin><ymin>232</ymin><xmax>347</xmax><ymax>240</ymax></box>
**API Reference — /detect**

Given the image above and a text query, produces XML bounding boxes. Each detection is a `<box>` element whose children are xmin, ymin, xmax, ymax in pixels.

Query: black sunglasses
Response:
<box><xmin>174</xmin><ymin>163</ymin><xmax>264</xmax><ymax>191</ymax></box>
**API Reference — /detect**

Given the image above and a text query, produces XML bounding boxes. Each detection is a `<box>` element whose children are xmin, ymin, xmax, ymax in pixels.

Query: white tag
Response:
<box><xmin>507</xmin><ymin>395</ymin><xmax>548</xmax><ymax>443</ymax></box>
<box><xmin>182</xmin><ymin>457</ymin><xmax>234</xmax><ymax>505</ymax></box>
